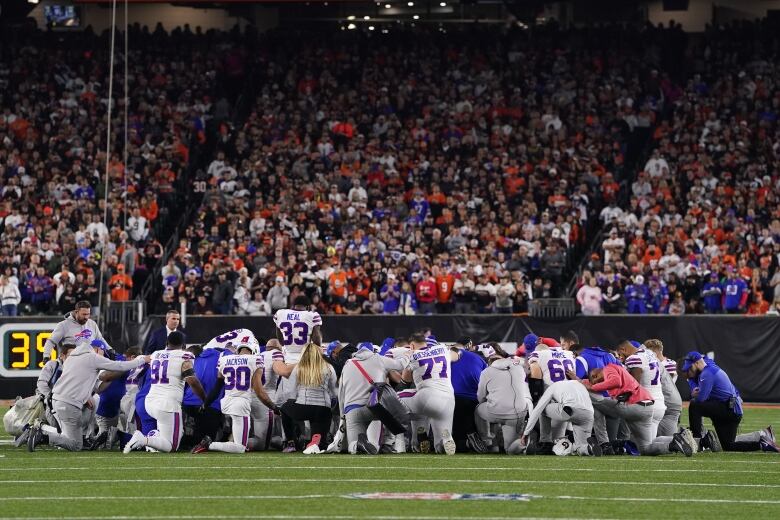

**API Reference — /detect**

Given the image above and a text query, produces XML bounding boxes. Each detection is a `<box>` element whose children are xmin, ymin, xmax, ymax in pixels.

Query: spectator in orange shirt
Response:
<box><xmin>328</xmin><ymin>264</ymin><xmax>348</xmax><ymax>310</ymax></box>
<box><xmin>434</xmin><ymin>266</ymin><xmax>455</xmax><ymax>314</ymax></box>
<box><xmin>109</xmin><ymin>264</ymin><xmax>133</xmax><ymax>302</ymax></box>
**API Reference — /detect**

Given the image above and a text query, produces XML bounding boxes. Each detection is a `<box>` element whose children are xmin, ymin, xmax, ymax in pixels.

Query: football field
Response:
<box><xmin>1</xmin><ymin>407</ymin><xmax>779</xmax><ymax>520</ymax></box>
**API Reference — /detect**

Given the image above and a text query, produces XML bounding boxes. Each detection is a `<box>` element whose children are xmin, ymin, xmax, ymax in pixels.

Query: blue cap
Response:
<box><xmin>425</xmin><ymin>335</ymin><xmax>438</xmax><ymax>349</ymax></box>
<box><xmin>629</xmin><ymin>340</ymin><xmax>642</xmax><ymax>348</ymax></box>
<box><xmin>357</xmin><ymin>341</ymin><xmax>374</xmax><ymax>352</ymax></box>
<box><xmin>378</xmin><ymin>338</ymin><xmax>395</xmax><ymax>357</ymax></box>
<box><xmin>325</xmin><ymin>341</ymin><xmax>340</xmax><ymax>357</ymax></box>
<box><xmin>523</xmin><ymin>334</ymin><xmax>539</xmax><ymax>350</ymax></box>
<box><xmin>90</xmin><ymin>339</ymin><xmax>109</xmax><ymax>351</ymax></box>
<box><xmin>681</xmin><ymin>351</ymin><xmax>703</xmax><ymax>372</ymax></box>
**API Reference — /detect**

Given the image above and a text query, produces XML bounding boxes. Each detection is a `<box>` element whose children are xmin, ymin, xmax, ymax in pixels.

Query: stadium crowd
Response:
<box><xmin>0</xmin><ymin>24</ymin><xmax>232</xmax><ymax>316</ymax></box>
<box><xmin>578</xmin><ymin>20</ymin><xmax>780</xmax><ymax>315</ymax></box>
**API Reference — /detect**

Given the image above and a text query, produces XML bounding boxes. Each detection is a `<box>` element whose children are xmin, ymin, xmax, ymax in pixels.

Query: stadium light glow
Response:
<box><xmin>369</xmin><ymin>26</ymin><xmax>375</xmax><ymax>31</ymax></box>
<box><xmin>364</xmin><ymin>16</ymin><xmax>371</xmax><ymax>20</ymax></box>
<box><xmin>385</xmin><ymin>3</ymin><xmax>392</xmax><ymax>8</ymax></box>
<box><xmin>440</xmin><ymin>2</ymin><xmax>447</xmax><ymax>6</ymax></box>
<box><xmin>413</xmin><ymin>15</ymin><xmax>420</xmax><ymax>20</ymax></box>
<box><xmin>408</xmin><ymin>1</ymin><xmax>414</xmax><ymax>6</ymax></box>
<box><xmin>347</xmin><ymin>15</ymin><xmax>356</xmax><ymax>20</ymax></box>
<box><xmin>347</xmin><ymin>23</ymin><xmax>357</xmax><ymax>30</ymax></box>
<box><xmin>28</xmin><ymin>0</ymin><xmax>40</xmax><ymax>4</ymax></box>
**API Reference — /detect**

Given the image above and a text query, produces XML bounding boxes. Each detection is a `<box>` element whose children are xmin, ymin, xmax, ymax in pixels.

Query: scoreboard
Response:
<box><xmin>0</xmin><ymin>323</ymin><xmax>57</xmax><ymax>378</ymax></box>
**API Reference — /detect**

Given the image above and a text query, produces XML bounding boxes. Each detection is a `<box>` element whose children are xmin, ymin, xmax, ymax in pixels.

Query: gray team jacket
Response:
<box><xmin>51</xmin><ymin>344</ymin><xmax>146</xmax><ymax>408</ymax></box>
<box><xmin>43</xmin><ymin>313</ymin><xmax>104</xmax><ymax>358</ymax></box>
<box><xmin>660</xmin><ymin>367</ymin><xmax>682</xmax><ymax>411</ymax></box>
<box><xmin>339</xmin><ymin>349</ymin><xmax>407</xmax><ymax>410</ymax></box>
<box><xmin>36</xmin><ymin>359</ymin><xmax>62</xmax><ymax>398</ymax></box>
<box><xmin>286</xmin><ymin>363</ymin><xmax>339</xmax><ymax>408</ymax></box>
<box><xmin>476</xmin><ymin>358</ymin><xmax>530</xmax><ymax>419</ymax></box>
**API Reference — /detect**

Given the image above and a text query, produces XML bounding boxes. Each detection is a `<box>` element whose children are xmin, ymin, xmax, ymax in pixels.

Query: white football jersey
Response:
<box><xmin>259</xmin><ymin>349</ymin><xmax>285</xmax><ymax>395</ymax></box>
<box><xmin>218</xmin><ymin>354</ymin><xmax>262</xmax><ymax>416</ymax></box>
<box><xmin>385</xmin><ymin>346</ymin><xmax>412</xmax><ymax>360</ymax></box>
<box><xmin>662</xmin><ymin>358</ymin><xmax>678</xmax><ymax>383</ymax></box>
<box><xmin>408</xmin><ymin>345</ymin><xmax>453</xmax><ymax>393</ymax></box>
<box><xmin>203</xmin><ymin>328</ymin><xmax>259</xmax><ymax>351</ymax></box>
<box><xmin>273</xmin><ymin>309</ymin><xmax>322</xmax><ymax>363</ymax></box>
<box><xmin>528</xmin><ymin>347</ymin><xmax>575</xmax><ymax>387</ymax></box>
<box><xmin>145</xmin><ymin>349</ymin><xmax>195</xmax><ymax>412</ymax></box>
<box><xmin>624</xmin><ymin>349</ymin><xmax>665</xmax><ymax>402</ymax></box>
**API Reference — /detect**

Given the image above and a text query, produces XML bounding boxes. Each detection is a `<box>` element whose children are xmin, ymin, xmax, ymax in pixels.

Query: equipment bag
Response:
<box><xmin>352</xmin><ymin>360</ymin><xmax>408</xmax><ymax>435</ymax></box>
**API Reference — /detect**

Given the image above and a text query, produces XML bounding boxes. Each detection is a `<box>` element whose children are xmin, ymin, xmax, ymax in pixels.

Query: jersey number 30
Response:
<box><xmin>224</xmin><ymin>366</ymin><xmax>251</xmax><ymax>391</ymax></box>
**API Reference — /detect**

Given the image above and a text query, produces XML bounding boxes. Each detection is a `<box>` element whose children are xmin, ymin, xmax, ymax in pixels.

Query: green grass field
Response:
<box><xmin>2</xmin><ymin>407</ymin><xmax>780</xmax><ymax>520</ymax></box>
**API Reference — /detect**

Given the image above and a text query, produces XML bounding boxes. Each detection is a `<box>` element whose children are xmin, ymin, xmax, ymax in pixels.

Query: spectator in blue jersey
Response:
<box><xmin>380</xmin><ymin>274</ymin><xmax>400</xmax><ymax>314</ymax></box>
<box><xmin>449</xmin><ymin>344</ymin><xmax>488</xmax><ymax>453</ymax></box>
<box><xmin>683</xmin><ymin>352</ymin><xmax>778</xmax><ymax>452</ymax></box>
<box><xmin>409</xmin><ymin>190</ymin><xmax>429</xmax><ymax>223</ymax></box>
<box><xmin>625</xmin><ymin>275</ymin><xmax>650</xmax><ymax>314</ymax></box>
<box><xmin>721</xmin><ymin>268</ymin><xmax>748</xmax><ymax>314</ymax></box>
<box><xmin>182</xmin><ymin>344</ymin><xmax>226</xmax><ymax>448</ymax></box>
<box><xmin>648</xmin><ymin>277</ymin><xmax>670</xmax><ymax>314</ymax></box>
<box><xmin>701</xmin><ymin>272</ymin><xmax>723</xmax><ymax>313</ymax></box>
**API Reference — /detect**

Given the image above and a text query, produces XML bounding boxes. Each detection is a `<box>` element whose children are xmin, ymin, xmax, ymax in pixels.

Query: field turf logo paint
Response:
<box><xmin>347</xmin><ymin>492</ymin><xmax>535</xmax><ymax>501</ymax></box>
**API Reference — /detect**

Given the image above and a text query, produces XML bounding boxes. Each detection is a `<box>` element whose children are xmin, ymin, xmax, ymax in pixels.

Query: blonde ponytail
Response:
<box><xmin>297</xmin><ymin>342</ymin><xmax>327</xmax><ymax>387</ymax></box>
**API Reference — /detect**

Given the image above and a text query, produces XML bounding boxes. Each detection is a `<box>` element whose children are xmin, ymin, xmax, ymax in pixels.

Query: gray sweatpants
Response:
<box><xmin>46</xmin><ymin>400</ymin><xmax>86</xmax><ymax>451</ymax></box>
<box><xmin>590</xmin><ymin>395</ymin><xmax>674</xmax><ymax>456</ymax></box>
<box><xmin>542</xmin><ymin>402</ymin><xmax>594</xmax><ymax>455</ymax></box>
<box><xmin>657</xmin><ymin>406</ymin><xmax>682</xmax><ymax>437</ymax></box>
<box><xmin>345</xmin><ymin>406</ymin><xmax>380</xmax><ymax>454</ymax></box>
<box><xmin>475</xmin><ymin>403</ymin><xmax>525</xmax><ymax>455</ymax></box>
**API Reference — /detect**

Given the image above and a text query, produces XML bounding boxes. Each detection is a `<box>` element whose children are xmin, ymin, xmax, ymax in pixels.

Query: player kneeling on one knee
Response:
<box><xmin>570</xmin><ymin>363</ymin><xmax>695</xmax><ymax>457</ymax></box>
<box><xmin>124</xmin><ymin>332</ymin><xmax>206</xmax><ymax>453</ymax></box>
<box><xmin>192</xmin><ymin>342</ymin><xmax>280</xmax><ymax>454</ymax></box>
<box><xmin>522</xmin><ymin>380</ymin><xmax>599</xmax><ymax>456</ymax></box>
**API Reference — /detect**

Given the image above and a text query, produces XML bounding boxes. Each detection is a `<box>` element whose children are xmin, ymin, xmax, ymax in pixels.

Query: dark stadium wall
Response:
<box><xmin>2</xmin><ymin>316</ymin><xmax>779</xmax><ymax>402</ymax></box>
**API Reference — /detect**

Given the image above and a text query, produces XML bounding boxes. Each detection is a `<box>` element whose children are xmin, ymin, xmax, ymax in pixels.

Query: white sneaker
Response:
<box><xmin>145</xmin><ymin>446</ymin><xmax>159</xmax><ymax>453</ymax></box>
<box><xmin>442</xmin><ymin>429</ymin><xmax>456</xmax><ymax>455</ymax></box>
<box><xmin>303</xmin><ymin>444</ymin><xmax>321</xmax><ymax>455</ymax></box>
<box><xmin>123</xmin><ymin>430</ymin><xmax>145</xmax><ymax>454</ymax></box>
<box><xmin>680</xmin><ymin>428</ymin><xmax>698</xmax><ymax>454</ymax></box>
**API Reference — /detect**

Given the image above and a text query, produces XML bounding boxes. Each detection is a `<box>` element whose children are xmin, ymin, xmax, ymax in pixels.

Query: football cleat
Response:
<box><xmin>442</xmin><ymin>430</ymin><xmax>456</xmax><ymax>456</ymax></box>
<box><xmin>600</xmin><ymin>442</ymin><xmax>616</xmax><ymax>456</ymax></box>
<box><xmin>282</xmin><ymin>441</ymin><xmax>297</xmax><ymax>453</ymax></box>
<box><xmin>123</xmin><ymin>430</ymin><xmax>146</xmax><ymax>454</ymax></box>
<box><xmin>670</xmin><ymin>432</ymin><xmax>693</xmax><ymax>457</ymax></box>
<box><xmin>760</xmin><ymin>438</ymin><xmax>780</xmax><ymax>453</ymax></box>
<box><xmin>378</xmin><ymin>444</ymin><xmax>397</xmax><ymax>454</ymax></box>
<box><xmin>191</xmin><ymin>436</ymin><xmax>212</xmax><ymax>454</ymax></box>
<box><xmin>417</xmin><ymin>426</ymin><xmax>430</xmax><ymax>454</ymax></box>
<box><xmin>763</xmin><ymin>425</ymin><xmax>776</xmax><ymax>444</ymax></box>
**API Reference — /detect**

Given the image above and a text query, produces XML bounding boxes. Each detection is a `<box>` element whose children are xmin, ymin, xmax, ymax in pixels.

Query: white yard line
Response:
<box><xmin>0</xmin><ymin>477</ymin><xmax>778</xmax><ymax>489</ymax></box>
<box><xmin>553</xmin><ymin>495</ymin><xmax>780</xmax><ymax>505</ymax></box>
<box><xmin>0</xmin><ymin>516</ymin><xmax>608</xmax><ymax>520</ymax></box>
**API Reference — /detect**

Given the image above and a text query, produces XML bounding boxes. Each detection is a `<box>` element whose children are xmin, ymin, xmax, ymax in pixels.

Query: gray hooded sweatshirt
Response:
<box><xmin>43</xmin><ymin>312</ymin><xmax>104</xmax><ymax>358</ymax></box>
<box><xmin>339</xmin><ymin>349</ymin><xmax>407</xmax><ymax>410</ymax></box>
<box><xmin>476</xmin><ymin>357</ymin><xmax>530</xmax><ymax>419</ymax></box>
<box><xmin>52</xmin><ymin>344</ymin><xmax>146</xmax><ymax>408</ymax></box>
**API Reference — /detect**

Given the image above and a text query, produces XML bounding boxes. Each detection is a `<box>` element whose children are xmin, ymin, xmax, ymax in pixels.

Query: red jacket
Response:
<box><xmin>584</xmin><ymin>364</ymin><xmax>653</xmax><ymax>405</ymax></box>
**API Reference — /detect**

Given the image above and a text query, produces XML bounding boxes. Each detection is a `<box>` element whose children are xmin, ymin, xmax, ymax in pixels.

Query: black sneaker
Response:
<box><xmin>417</xmin><ymin>427</ymin><xmax>430</xmax><ymax>454</ymax></box>
<box><xmin>587</xmin><ymin>436</ymin><xmax>603</xmax><ymax>457</ymax></box>
<box><xmin>702</xmin><ymin>430</ymin><xmax>721</xmax><ymax>452</ymax></box>
<box><xmin>27</xmin><ymin>419</ymin><xmax>44</xmax><ymax>452</ymax></box>
<box><xmin>600</xmin><ymin>442</ymin><xmax>615</xmax><ymax>456</ymax></box>
<box><xmin>669</xmin><ymin>432</ymin><xmax>693</xmax><ymax>457</ymax></box>
<box><xmin>356</xmin><ymin>433</ymin><xmax>378</xmax><ymax>455</ymax></box>
<box><xmin>466</xmin><ymin>432</ymin><xmax>488</xmax><ymax>454</ymax></box>
<box><xmin>14</xmin><ymin>425</ymin><xmax>31</xmax><ymax>448</ymax></box>
<box><xmin>537</xmin><ymin>442</ymin><xmax>555</xmax><ymax>455</ymax></box>
<box><xmin>378</xmin><ymin>444</ymin><xmax>397</xmax><ymax>454</ymax></box>
<box><xmin>88</xmin><ymin>431</ymin><xmax>109</xmax><ymax>451</ymax></box>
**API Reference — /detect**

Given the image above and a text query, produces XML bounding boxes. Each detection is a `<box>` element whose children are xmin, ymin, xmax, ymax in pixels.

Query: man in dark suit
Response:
<box><xmin>143</xmin><ymin>310</ymin><xmax>186</xmax><ymax>354</ymax></box>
